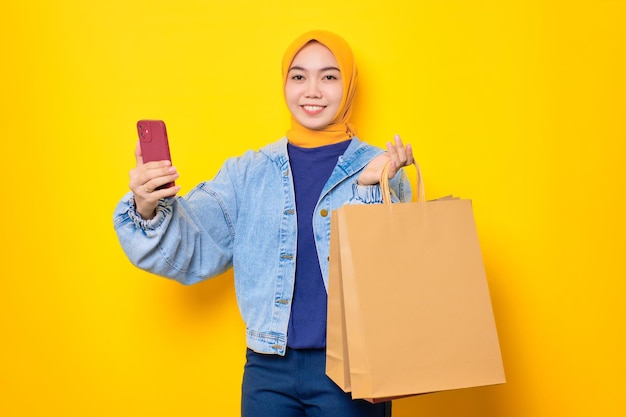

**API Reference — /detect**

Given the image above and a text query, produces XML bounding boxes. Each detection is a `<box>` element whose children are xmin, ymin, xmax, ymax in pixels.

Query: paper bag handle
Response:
<box><xmin>380</xmin><ymin>161</ymin><xmax>425</xmax><ymax>204</ymax></box>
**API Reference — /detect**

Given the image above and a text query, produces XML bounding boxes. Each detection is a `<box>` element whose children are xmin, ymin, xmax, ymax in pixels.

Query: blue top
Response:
<box><xmin>287</xmin><ymin>140</ymin><xmax>351</xmax><ymax>349</ymax></box>
<box><xmin>113</xmin><ymin>137</ymin><xmax>412</xmax><ymax>355</ymax></box>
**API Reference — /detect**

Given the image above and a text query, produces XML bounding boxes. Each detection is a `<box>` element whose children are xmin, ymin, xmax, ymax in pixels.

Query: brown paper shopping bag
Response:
<box><xmin>326</xmin><ymin>163</ymin><xmax>505</xmax><ymax>402</ymax></box>
<box><xmin>326</xmin><ymin>212</ymin><xmax>352</xmax><ymax>392</ymax></box>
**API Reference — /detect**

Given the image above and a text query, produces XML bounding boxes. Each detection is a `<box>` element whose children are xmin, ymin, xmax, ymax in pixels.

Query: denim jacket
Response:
<box><xmin>113</xmin><ymin>137</ymin><xmax>412</xmax><ymax>355</ymax></box>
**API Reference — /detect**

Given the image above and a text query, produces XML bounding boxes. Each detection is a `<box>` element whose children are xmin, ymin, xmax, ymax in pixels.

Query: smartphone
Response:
<box><xmin>136</xmin><ymin>119</ymin><xmax>175</xmax><ymax>189</ymax></box>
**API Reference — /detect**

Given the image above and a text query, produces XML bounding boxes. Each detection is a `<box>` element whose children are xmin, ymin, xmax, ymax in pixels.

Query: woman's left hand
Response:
<box><xmin>357</xmin><ymin>134</ymin><xmax>414</xmax><ymax>186</ymax></box>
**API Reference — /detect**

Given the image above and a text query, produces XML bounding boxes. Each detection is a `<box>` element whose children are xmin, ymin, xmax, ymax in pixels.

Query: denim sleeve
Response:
<box><xmin>112</xmin><ymin>182</ymin><xmax>235</xmax><ymax>285</ymax></box>
<box><xmin>347</xmin><ymin>168</ymin><xmax>413</xmax><ymax>204</ymax></box>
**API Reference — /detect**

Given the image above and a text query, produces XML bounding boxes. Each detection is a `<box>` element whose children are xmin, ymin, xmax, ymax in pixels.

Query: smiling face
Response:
<box><xmin>284</xmin><ymin>41</ymin><xmax>343</xmax><ymax>131</ymax></box>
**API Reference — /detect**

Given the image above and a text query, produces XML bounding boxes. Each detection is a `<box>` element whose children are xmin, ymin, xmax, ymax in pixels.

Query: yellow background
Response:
<box><xmin>2</xmin><ymin>0</ymin><xmax>625</xmax><ymax>416</ymax></box>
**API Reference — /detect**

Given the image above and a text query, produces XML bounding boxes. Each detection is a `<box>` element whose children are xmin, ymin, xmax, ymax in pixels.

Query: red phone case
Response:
<box><xmin>136</xmin><ymin>120</ymin><xmax>175</xmax><ymax>189</ymax></box>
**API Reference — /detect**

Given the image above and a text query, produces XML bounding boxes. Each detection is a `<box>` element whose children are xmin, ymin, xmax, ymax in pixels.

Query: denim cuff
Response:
<box><xmin>350</xmin><ymin>181</ymin><xmax>384</xmax><ymax>204</ymax></box>
<box><xmin>128</xmin><ymin>195</ymin><xmax>174</xmax><ymax>230</ymax></box>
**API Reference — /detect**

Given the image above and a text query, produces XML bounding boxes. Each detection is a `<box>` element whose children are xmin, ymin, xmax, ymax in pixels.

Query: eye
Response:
<box><xmin>291</xmin><ymin>74</ymin><xmax>305</xmax><ymax>81</ymax></box>
<box><xmin>322</xmin><ymin>70</ymin><xmax>341</xmax><ymax>81</ymax></box>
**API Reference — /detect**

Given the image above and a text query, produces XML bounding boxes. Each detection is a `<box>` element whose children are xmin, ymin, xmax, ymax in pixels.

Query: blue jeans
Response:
<box><xmin>241</xmin><ymin>349</ymin><xmax>391</xmax><ymax>417</ymax></box>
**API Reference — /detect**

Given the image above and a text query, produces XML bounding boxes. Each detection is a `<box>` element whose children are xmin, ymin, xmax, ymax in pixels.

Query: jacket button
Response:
<box><xmin>320</xmin><ymin>209</ymin><xmax>328</xmax><ymax>217</ymax></box>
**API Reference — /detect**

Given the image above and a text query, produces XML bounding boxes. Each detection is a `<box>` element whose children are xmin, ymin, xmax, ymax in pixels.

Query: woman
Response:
<box><xmin>114</xmin><ymin>30</ymin><xmax>413</xmax><ymax>417</ymax></box>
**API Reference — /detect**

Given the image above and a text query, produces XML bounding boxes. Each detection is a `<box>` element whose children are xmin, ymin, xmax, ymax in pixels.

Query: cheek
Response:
<box><xmin>284</xmin><ymin>85</ymin><xmax>299</xmax><ymax>104</ymax></box>
<box><xmin>329</xmin><ymin>86</ymin><xmax>344</xmax><ymax>106</ymax></box>
<box><xmin>329</xmin><ymin>82</ymin><xmax>343</xmax><ymax>98</ymax></box>
<box><xmin>284</xmin><ymin>87</ymin><xmax>300</xmax><ymax>115</ymax></box>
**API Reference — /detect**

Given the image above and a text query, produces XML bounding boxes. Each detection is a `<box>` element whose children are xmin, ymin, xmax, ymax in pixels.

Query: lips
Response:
<box><xmin>301</xmin><ymin>104</ymin><xmax>326</xmax><ymax>115</ymax></box>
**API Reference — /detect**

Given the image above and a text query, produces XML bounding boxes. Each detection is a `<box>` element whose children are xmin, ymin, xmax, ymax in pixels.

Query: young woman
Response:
<box><xmin>114</xmin><ymin>30</ymin><xmax>414</xmax><ymax>417</ymax></box>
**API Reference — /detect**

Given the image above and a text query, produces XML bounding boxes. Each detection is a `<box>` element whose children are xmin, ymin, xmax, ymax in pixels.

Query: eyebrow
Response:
<box><xmin>288</xmin><ymin>65</ymin><xmax>341</xmax><ymax>73</ymax></box>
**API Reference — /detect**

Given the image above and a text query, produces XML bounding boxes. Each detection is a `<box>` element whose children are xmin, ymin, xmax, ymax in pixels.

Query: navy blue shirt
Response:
<box><xmin>286</xmin><ymin>140</ymin><xmax>351</xmax><ymax>349</ymax></box>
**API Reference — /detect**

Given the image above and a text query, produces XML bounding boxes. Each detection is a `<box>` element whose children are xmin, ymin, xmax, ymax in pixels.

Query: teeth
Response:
<box><xmin>304</xmin><ymin>105</ymin><xmax>324</xmax><ymax>112</ymax></box>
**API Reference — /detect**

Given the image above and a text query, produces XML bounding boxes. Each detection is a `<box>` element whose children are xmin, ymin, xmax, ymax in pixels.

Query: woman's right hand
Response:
<box><xmin>129</xmin><ymin>141</ymin><xmax>181</xmax><ymax>219</ymax></box>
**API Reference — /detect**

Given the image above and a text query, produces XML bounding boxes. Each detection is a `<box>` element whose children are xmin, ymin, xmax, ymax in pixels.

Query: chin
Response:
<box><xmin>299</xmin><ymin>119</ymin><xmax>333</xmax><ymax>131</ymax></box>
<box><xmin>304</xmin><ymin>124</ymin><xmax>326</xmax><ymax>130</ymax></box>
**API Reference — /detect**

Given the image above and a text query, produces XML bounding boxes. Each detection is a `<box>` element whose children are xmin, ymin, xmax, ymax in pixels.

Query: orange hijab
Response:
<box><xmin>282</xmin><ymin>30</ymin><xmax>358</xmax><ymax>148</ymax></box>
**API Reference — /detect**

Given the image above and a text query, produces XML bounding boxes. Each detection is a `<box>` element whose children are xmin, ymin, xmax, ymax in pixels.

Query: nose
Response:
<box><xmin>305</xmin><ymin>79</ymin><xmax>321</xmax><ymax>98</ymax></box>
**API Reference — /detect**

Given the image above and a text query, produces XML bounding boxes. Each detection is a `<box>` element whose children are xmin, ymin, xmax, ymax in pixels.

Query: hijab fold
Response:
<box><xmin>282</xmin><ymin>30</ymin><xmax>358</xmax><ymax>148</ymax></box>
